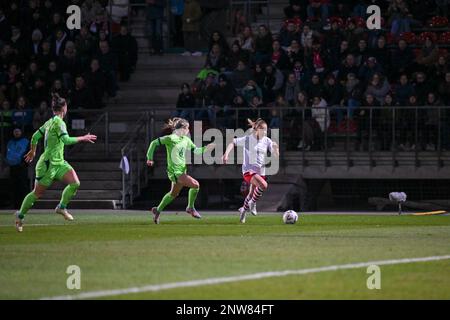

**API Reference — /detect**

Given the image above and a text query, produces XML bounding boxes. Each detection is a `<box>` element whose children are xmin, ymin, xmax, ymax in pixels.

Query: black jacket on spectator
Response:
<box><xmin>84</xmin><ymin>69</ymin><xmax>107</xmax><ymax>108</ymax></box>
<box><xmin>176</xmin><ymin>93</ymin><xmax>196</xmax><ymax>109</ymax></box>
<box><xmin>69</xmin><ymin>86</ymin><xmax>95</xmax><ymax>109</ymax></box>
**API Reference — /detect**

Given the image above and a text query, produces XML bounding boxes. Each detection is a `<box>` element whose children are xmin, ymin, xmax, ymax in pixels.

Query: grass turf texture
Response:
<box><xmin>0</xmin><ymin>211</ymin><xmax>449</xmax><ymax>299</ymax></box>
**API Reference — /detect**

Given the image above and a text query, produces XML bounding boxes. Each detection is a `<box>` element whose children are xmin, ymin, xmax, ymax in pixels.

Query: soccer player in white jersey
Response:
<box><xmin>222</xmin><ymin>118</ymin><xmax>279</xmax><ymax>223</ymax></box>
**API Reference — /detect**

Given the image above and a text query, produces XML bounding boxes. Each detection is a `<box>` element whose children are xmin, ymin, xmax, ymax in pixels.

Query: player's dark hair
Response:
<box><xmin>51</xmin><ymin>93</ymin><xmax>66</xmax><ymax>112</ymax></box>
<box><xmin>165</xmin><ymin>118</ymin><xmax>189</xmax><ymax>132</ymax></box>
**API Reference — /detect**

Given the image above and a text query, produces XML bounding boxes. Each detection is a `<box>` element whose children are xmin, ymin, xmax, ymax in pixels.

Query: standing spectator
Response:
<box><xmin>170</xmin><ymin>0</ymin><xmax>185</xmax><ymax>47</ymax></box>
<box><xmin>112</xmin><ymin>25</ymin><xmax>138</xmax><ymax>82</ymax></box>
<box><xmin>254</xmin><ymin>25</ymin><xmax>273</xmax><ymax>64</ymax></box>
<box><xmin>50</xmin><ymin>29</ymin><xmax>68</xmax><ymax>58</ymax></box>
<box><xmin>387</xmin><ymin>0</ymin><xmax>411</xmax><ymax>36</ymax></box>
<box><xmin>145</xmin><ymin>0</ymin><xmax>167</xmax><ymax>55</ymax></box>
<box><xmin>307</xmin><ymin>0</ymin><xmax>330</xmax><ymax>23</ymax></box>
<box><xmin>69</xmin><ymin>76</ymin><xmax>95</xmax><ymax>110</ymax></box>
<box><xmin>75</xmin><ymin>26</ymin><xmax>96</xmax><ymax>70</ymax></box>
<box><xmin>84</xmin><ymin>59</ymin><xmax>107</xmax><ymax>108</ymax></box>
<box><xmin>5</xmin><ymin>128</ymin><xmax>29</xmax><ymax>209</ymax></box>
<box><xmin>284</xmin><ymin>0</ymin><xmax>307</xmax><ymax>20</ymax></box>
<box><xmin>97</xmin><ymin>40</ymin><xmax>119</xmax><ymax>98</ymax></box>
<box><xmin>390</xmin><ymin>39</ymin><xmax>414</xmax><ymax>79</ymax></box>
<box><xmin>182</xmin><ymin>0</ymin><xmax>202</xmax><ymax>57</ymax></box>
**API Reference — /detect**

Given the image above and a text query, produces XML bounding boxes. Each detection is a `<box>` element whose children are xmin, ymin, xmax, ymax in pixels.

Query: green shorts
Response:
<box><xmin>167</xmin><ymin>169</ymin><xmax>186</xmax><ymax>184</ymax></box>
<box><xmin>35</xmin><ymin>158</ymin><xmax>74</xmax><ymax>187</ymax></box>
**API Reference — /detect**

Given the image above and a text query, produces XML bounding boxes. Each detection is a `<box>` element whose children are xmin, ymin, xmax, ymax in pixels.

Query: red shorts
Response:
<box><xmin>243</xmin><ymin>172</ymin><xmax>266</xmax><ymax>184</ymax></box>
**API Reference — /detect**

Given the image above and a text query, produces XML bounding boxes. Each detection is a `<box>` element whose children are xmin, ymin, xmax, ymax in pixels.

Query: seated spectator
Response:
<box><xmin>36</xmin><ymin>41</ymin><xmax>55</xmax><ymax>70</ymax></box>
<box><xmin>175</xmin><ymin>83</ymin><xmax>196</xmax><ymax>120</ymax></box>
<box><xmin>306</xmin><ymin>74</ymin><xmax>326</xmax><ymax>101</ymax></box>
<box><xmin>365</xmin><ymin>73</ymin><xmax>391</xmax><ymax>105</ymax></box>
<box><xmin>284</xmin><ymin>0</ymin><xmax>307</xmax><ymax>20</ymax></box>
<box><xmin>286</xmin><ymin>39</ymin><xmax>304</xmax><ymax>70</ymax></box>
<box><xmin>325</xmin><ymin>19</ymin><xmax>344</xmax><ymax>51</ymax></box>
<box><xmin>28</xmin><ymin>78</ymin><xmax>48</xmax><ymax>108</ymax></box>
<box><xmin>413</xmin><ymin>72</ymin><xmax>431</xmax><ymax>104</ymax></box>
<box><xmin>237</xmin><ymin>26</ymin><xmax>255</xmax><ymax>53</ymax></box>
<box><xmin>228</xmin><ymin>42</ymin><xmax>249</xmax><ymax>72</ymax></box>
<box><xmin>324</xmin><ymin>74</ymin><xmax>344</xmax><ymax>112</ymax></box>
<box><xmin>32</xmin><ymin>100</ymin><xmax>51</xmax><ymax>130</ymax></box>
<box><xmin>59</xmin><ymin>42</ymin><xmax>81</xmax><ymax>90</ymax></box>
<box><xmin>305</xmin><ymin>40</ymin><xmax>328</xmax><ymax>76</ymax></box>
<box><xmin>242</xmin><ymin>80</ymin><xmax>263</xmax><ymax>105</ymax></box>
<box><xmin>395</xmin><ymin>74</ymin><xmax>415</xmax><ymax>106</ymax></box>
<box><xmin>11</xmin><ymin>96</ymin><xmax>33</xmax><ymax>134</ymax></box>
<box><xmin>342</xmin><ymin>72</ymin><xmax>363</xmax><ymax>121</ymax></box>
<box><xmin>371</xmin><ymin>36</ymin><xmax>390</xmax><ymax>72</ymax></box>
<box><xmin>262</xmin><ymin>64</ymin><xmax>284</xmax><ymax>103</ymax></box>
<box><xmin>358</xmin><ymin>57</ymin><xmax>383</xmax><ymax>86</ymax></box>
<box><xmin>232</xmin><ymin>95</ymin><xmax>248</xmax><ymax>128</ymax></box>
<box><xmin>271</xmin><ymin>40</ymin><xmax>290</xmax><ymax>72</ymax></box>
<box><xmin>205</xmin><ymin>43</ymin><xmax>228</xmax><ymax>73</ymax></box>
<box><xmin>50</xmin><ymin>29</ymin><xmax>68</xmax><ymax>58</ymax></box>
<box><xmin>292</xmin><ymin>59</ymin><xmax>308</xmax><ymax>87</ymax></box>
<box><xmin>338</xmin><ymin>54</ymin><xmax>359</xmax><ymax>82</ymax></box>
<box><xmin>209</xmin><ymin>31</ymin><xmax>230</xmax><ymax>56</ymax></box>
<box><xmin>75</xmin><ymin>25</ymin><xmax>96</xmax><ymax>69</ymax></box>
<box><xmin>5</xmin><ymin>127</ymin><xmax>29</xmax><ymax>209</ymax></box>
<box><xmin>231</xmin><ymin>60</ymin><xmax>251</xmax><ymax>92</ymax></box>
<box><xmin>51</xmin><ymin>79</ymin><xmax>68</xmax><ymax>99</ymax></box>
<box><xmin>213</xmin><ymin>75</ymin><xmax>236</xmax><ymax>129</ymax></box>
<box><xmin>416</xmin><ymin>37</ymin><xmax>440</xmax><ymax>72</ymax></box>
<box><xmin>422</xmin><ymin>92</ymin><xmax>442</xmax><ymax>151</ymax></box>
<box><xmin>0</xmin><ymin>100</ymin><xmax>13</xmax><ymax>139</ymax></box>
<box><xmin>284</xmin><ymin>72</ymin><xmax>301</xmax><ymax>106</ymax></box>
<box><xmin>279</xmin><ymin>21</ymin><xmax>301</xmax><ymax>49</ymax></box>
<box><xmin>354</xmin><ymin>39</ymin><xmax>370</xmax><ymax>68</ymax></box>
<box><xmin>307</xmin><ymin>0</ymin><xmax>330</xmax><ymax>23</ymax></box>
<box><xmin>196</xmin><ymin>73</ymin><xmax>217</xmax><ymax>125</ymax></box>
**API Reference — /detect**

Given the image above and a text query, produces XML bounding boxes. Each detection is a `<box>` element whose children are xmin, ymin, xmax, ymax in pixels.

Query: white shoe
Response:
<box><xmin>181</xmin><ymin>51</ymin><xmax>191</xmax><ymax>56</ymax></box>
<box><xmin>249</xmin><ymin>200</ymin><xmax>258</xmax><ymax>216</ymax></box>
<box><xmin>239</xmin><ymin>207</ymin><xmax>247</xmax><ymax>224</ymax></box>
<box><xmin>55</xmin><ymin>206</ymin><xmax>74</xmax><ymax>221</ymax></box>
<box><xmin>15</xmin><ymin>211</ymin><xmax>23</xmax><ymax>232</ymax></box>
<box><xmin>191</xmin><ymin>51</ymin><xmax>202</xmax><ymax>57</ymax></box>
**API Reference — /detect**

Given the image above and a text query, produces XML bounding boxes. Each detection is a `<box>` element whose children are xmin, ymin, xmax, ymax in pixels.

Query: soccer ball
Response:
<box><xmin>283</xmin><ymin>210</ymin><xmax>299</xmax><ymax>224</ymax></box>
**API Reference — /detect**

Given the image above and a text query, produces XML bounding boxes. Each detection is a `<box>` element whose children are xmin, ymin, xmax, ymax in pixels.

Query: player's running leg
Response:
<box><xmin>177</xmin><ymin>174</ymin><xmax>202</xmax><ymax>219</ymax></box>
<box><xmin>248</xmin><ymin>174</ymin><xmax>268</xmax><ymax>216</ymax></box>
<box><xmin>56</xmin><ymin>169</ymin><xmax>80</xmax><ymax>221</ymax></box>
<box><xmin>15</xmin><ymin>183</ymin><xmax>47</xmax><ymax>232</ymax></box>
<box><xmin>151</xmin><ymin>182</ymin><xmax>183</xmax><ymax>224</ymax></box>
<box><xmin>239</xmin><ymin>184</ymin><xmax>254</xmax><ymax>223</ymax></box>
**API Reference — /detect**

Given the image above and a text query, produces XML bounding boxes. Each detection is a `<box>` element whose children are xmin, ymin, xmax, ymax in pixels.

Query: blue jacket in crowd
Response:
<box><xmin>6</xmin><ymin>137</ymin><xmax>29</xmax><ymax>166</ymax></box>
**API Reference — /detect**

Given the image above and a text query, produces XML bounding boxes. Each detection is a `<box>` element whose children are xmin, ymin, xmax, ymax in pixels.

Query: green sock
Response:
<box><xmin>188</xmin><ymin>188</ymin><xmax>199</xmax><ymax>209</ymax></box>
<box><xmin>19</xmin><ymin>192</ymin><xmax>37</xmax><ymax>219</ymax></box>
<box><xmin>60</xmin><ymin>182</ymin><xmax>80</xmax><ymax>209</ymax></box>
<box><xmin>157</xmin><ymin>193</ymin><xmax>175</xmax><ymax>212</ymax></box>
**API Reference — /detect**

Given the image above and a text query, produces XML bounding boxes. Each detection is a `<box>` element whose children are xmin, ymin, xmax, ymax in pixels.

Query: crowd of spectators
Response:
<box><xmin>175</xmin><ymin>0</ymin><xmax>450</xmax><ymax>152</ymax></box>
<box><xmin>0</xmin><ymin>0</ymin><xmax>138</xmax><ymax>144</ymax></box>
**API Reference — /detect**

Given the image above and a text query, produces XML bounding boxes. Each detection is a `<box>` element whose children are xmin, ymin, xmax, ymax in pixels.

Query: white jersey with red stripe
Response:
<box><xmin>233</xmin><ymin>134</ymin><xmax>274</xmax><ymax>176</ymax></box>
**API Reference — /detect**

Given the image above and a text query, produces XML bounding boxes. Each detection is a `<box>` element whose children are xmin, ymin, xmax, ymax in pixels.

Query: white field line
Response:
<box><xmin>40</xmin><ymin>254</ymin><xmax>450</xmax><ymax>300</ymax></box>
<box><xmin>0</xmin><ymin>224</ymin><xmax>68</xmax><ymax>227</ymax></box>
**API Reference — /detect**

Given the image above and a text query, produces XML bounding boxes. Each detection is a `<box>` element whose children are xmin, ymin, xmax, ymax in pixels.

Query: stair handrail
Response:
<box><xmin>120</xmin><ymin>111</ymin><xmax>150</xmax><ymax>209</ymax></box>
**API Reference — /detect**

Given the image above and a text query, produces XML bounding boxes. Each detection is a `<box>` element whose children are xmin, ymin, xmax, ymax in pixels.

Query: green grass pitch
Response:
<box><xmin>0</xmin><ymin>211</ymin><xmax>449</xmax><ymax>300</ymax></box>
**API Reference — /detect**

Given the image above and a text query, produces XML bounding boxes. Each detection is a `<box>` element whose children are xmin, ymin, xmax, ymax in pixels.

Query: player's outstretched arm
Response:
<box><xmin>60</xmin><ymin>133</ymin><xmax>97</xmax><ymax>145</ymax></box>
<box><xmin>222</xmin><ymin>142</ymin><xmax>235</xmax><ymax>164</ymax></box>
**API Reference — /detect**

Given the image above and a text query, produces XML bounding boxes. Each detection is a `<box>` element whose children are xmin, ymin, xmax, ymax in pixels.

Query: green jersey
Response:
<box><xmin>147</xmin><ymin>134</ymin><xmax>206</xmax><ymax>181</ymax></box>
<box><xmin>31</xmin><ymin>116</ymin><xmax>77</xmax><ymax>165</ymax></box>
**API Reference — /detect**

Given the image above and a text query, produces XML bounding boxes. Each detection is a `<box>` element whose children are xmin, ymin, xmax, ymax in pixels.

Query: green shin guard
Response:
<box><xmin>19</xmin><ymin>192</ymin><xmax>38</xmax><ymax>219</ymax></box>
<box><xmin>188</xmin><ymin>188</ymin><xmax>199</xmax><ymax>209</ymax></box>
<box><xmin>59</xmin><ymin>182</ymin><xmax>80</xmax><ymax>209</ymax></box>
<box><xmin>157</xmin><ymin>193</ymin><xmax>175</xmax><ymax>213</ymax></box>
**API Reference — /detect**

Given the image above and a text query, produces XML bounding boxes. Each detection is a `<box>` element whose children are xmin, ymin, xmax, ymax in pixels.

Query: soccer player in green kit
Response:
<box><xmin>14</xmin><ymin>94</ymin><xmax>97</xmax><ymax>232</ymax></box>
<box><xmin>146</xmin><ymin>118</ymin><xmax>215</xmax><ymax>224</ymax></box>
